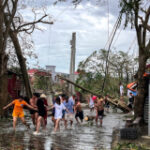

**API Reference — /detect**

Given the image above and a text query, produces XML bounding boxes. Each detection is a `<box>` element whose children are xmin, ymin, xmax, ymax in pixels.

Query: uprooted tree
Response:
<box><xmin>120</xmin><ymin>0</ymin><xmax>150</xmax><ymax>118</ymax></box>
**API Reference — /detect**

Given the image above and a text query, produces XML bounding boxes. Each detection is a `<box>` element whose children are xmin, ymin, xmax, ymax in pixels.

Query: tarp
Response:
<box><xmin>128</xmin><ymin>89</ymin><xmax>137</xmax><ymax>96</ymax></box>
<box><xmin>127</xmin><ymin>82</ymin><xmax>137</xmax><ymax>96</ymax></box>
<box><xmin>127</xmin><ymin>81</ymin><xmax>137</xmax><ymax>91</ymax></box>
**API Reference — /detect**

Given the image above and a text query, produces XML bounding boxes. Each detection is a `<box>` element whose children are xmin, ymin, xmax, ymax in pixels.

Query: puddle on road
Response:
<box><xmin>0</xmin><ymin>109</ymin><xmax>125</xmax><ymax>150</ymax></box>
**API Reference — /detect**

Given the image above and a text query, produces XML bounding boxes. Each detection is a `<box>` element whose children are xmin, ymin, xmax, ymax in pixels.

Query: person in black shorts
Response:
<box><xmin>33</xmin><ymin>98</ymin><xmax>47</xmax><ymax>135</ymax></box>
<box><xmin>98</xmin><ymin>110</ymin><xmax>104</xmax><ymax>119</ymax></box>
<box><xmin>75</xmin><ymin>99</ymin><xmax>84</xmax><ymax>123</ymax></box>
<box><xmin>95</xmin><ymin>98</ymin><xmax>104</xmax><ymax>126</ymax></box>
<box><xmin>30</xmin><ymin>93</ymin><xmax>39</xmax><ymax>126</ymax></box>
<box><xmin>128</xmin><ymin>92</ymin><xmax>134</xmax><ymax>110</ymax></box>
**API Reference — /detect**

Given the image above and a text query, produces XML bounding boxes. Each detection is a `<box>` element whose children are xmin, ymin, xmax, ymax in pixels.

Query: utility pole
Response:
<box><xmin>69</xmin><ymin>32</ymin><xmax>76</xmax><ymax>95</ymax></box>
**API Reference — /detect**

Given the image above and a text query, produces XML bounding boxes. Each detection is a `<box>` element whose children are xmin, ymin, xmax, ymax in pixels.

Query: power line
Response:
<box><xmin>107</xmin><ymin>0</ymin><xmax>110</xmax><ymax>40</ymax></box>
<box><xmin>102</xmin><ymin>14</ymin><xmax>122</xmax><ymax>92</ymax></box>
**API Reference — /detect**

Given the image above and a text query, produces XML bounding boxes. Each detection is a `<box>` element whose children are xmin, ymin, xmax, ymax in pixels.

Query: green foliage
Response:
<box><xmin>114</xmin><ymin>143</ymin><xmax>147</xmax><ymax>150</ymax></box>
<box><xmin>76</xmin><ymin>49</ymin><xmax>138</xmax><ymax>96</ymax></box>
<box><xmin>33</xmin><ymin>75</ymin><xmax>50</xmax><ymax>92</ymax></box>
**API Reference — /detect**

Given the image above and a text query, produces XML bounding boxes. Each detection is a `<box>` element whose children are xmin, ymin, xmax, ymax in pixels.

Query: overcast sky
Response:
<box><xmin>22</xmin><ymin>0</ymin><xmax>137</xmax><ymax>73</ymax></box>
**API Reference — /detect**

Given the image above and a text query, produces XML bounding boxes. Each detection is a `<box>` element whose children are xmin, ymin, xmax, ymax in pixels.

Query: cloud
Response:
<box><xmin>21</xmin><ymin>0</ymin><xmax>136</xmax><ymax>73</ymax></box>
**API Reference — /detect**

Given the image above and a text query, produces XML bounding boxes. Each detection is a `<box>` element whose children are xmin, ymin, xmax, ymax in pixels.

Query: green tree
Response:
<box><xmin>120</xmin><ymin>0</ymin><xmax>150</xmax><ymax>118</ymax></box>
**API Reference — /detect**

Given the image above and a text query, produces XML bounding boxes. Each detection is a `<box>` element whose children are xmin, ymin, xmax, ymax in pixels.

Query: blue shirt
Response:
<box><xmin>63</xmin><ymin>99</ymin><xmax>74</xmax><ymax>114</ymax></box>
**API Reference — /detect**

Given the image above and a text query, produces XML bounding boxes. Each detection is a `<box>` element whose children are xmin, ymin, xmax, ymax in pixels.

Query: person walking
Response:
<box><xmin>119</xmin><ymin>82</ymin><xmax>124</xmax><ymax>97</ymax></box>
<box><xmin>63</xmin><ymin>96</ymin><xmax>74</xmax><ymax>129</ymax></box>
<box><xmin>75</xmin><ymin>99</ymin><xmax>84</xmax><ymax>124</ymax></box>
<box><xmin>88</xmin><ymin>95</ymin><xmax>94</xmax><ymax>112</ymax></box>
<box><xmin>33</xmin><ymin>97</ymin><xmax>47</xmax><ymax>135</ymax></box>
<box><xmin>95</xmin><ymin>98</ymin><xmax>105</xmax><ymax>126</ymax></box>
<box><xmin>40</xmin><ymin>94</ymin><xmax>48</xmax><ymax>126</ymax></box>
<box><xmin>29</xmin><ymin>93</ymin><xmax>39</xmax><ymax>127</ymax></box>
<box><xmin>53</xmin><ymin>97</ymin><xmax>67</xmax><ymax>132</ymax></box>
<box><xmin>3</xmin><ymin>96</ymin><xmax>37</xmax><ymax>131</ymax></box>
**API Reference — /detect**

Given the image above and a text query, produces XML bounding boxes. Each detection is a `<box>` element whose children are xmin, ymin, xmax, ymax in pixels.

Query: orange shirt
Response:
<box><xmin>12</xmin><ymin>99</ymin><xmax>27</xmax><ymax>113</ymax></box>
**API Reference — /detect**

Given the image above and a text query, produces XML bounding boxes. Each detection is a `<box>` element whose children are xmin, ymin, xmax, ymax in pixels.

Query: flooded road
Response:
<box><xmin>0</xmin><ymin>109</ymin><xmax>125</xmax><ymax>150</ymax></box>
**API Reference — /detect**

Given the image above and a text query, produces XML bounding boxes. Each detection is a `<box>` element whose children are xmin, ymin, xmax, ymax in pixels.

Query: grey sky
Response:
<box><xmin>23</xmin><ymin>0</ymin><xmax>137</xmax><ymax>73</ymax></box>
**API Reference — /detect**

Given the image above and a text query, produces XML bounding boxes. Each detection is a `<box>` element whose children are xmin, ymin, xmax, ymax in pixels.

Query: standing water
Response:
<box><xmin>0</xmin><ymin>109</ymin><xmax>124</xmax><ymax>150</ymax></box>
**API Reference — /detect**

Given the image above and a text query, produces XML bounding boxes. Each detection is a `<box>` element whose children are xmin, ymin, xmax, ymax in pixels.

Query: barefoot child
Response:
<box><xmin>3</xmin><ymin>96</ymin><xmax>37</xmax><ymax>131</ymax></box>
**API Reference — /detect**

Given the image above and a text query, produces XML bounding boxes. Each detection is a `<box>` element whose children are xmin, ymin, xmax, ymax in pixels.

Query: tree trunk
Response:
<box><xmin>0</xmin><ymin>2</ymin><xmax>8</xmax><ymax>116</ymax></box>
<box><xmin>0</xmin><ymin>53</ymin><xmax>8</xmax><ymax>116</ymax></box>
<box><xmin>134</xmin><ymin>53</ymin><xmax>147</xmax><ymax>118</ymax></box>
<box><xmin>9</xmin><ymin>31</ymin><xmax>32</xmax><ymax>98</ymax></box>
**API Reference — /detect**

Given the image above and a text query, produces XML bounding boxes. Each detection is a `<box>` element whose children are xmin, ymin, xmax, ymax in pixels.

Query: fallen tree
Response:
<box><xmin>57</xmin><ymin>75</ymin><xmax>130</xmax><ymax>112</ymax></box>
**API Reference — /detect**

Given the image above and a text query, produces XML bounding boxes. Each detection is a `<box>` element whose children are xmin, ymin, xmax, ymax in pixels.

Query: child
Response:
<box><xmin>3</xmin><ymin>96</ymin><xmax>36</xmax><ymax>131</ymax></box>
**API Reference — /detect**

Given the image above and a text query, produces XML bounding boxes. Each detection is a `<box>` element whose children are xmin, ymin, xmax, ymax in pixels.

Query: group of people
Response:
<box><xmin>3</xmin><ymin>93</ymin><xmax>85</xmax><ymax>135</ymax></box>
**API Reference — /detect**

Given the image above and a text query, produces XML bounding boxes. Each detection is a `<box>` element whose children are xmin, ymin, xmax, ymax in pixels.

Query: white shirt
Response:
<box><xmin>120</xmin><ymin>85</ymin><xmax>124</xmax><ymax>93</ymax></box>
<box><xmin>89</xmin><ymin>97</ymin><xmax>94</xmax><ymax>106</ymax></box>
<box><xmin>54</xmin><ymin>103</ymin><xmax>66</xmax><ymax>119</ymax></box>
<box><xmin>127</xmin><ymin>89</ymin><xmax>132</xmax><ymax>98</ymax></box>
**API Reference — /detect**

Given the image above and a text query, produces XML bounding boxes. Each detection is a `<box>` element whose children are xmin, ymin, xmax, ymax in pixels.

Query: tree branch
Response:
<box><xmin>134</xmin><ymin>2</ymin><xmax>142</xmax><ymax>48</ymax></box>
<box><xmin>3</xmin><ymin>0</ymin><xmax>18</xmax><ymax>52</ymax></box>
<box><xmin>17</xmin><ymin>14</ymin><xmax>53</xmax><ymax>32</ymax></box>
<box><xmin>143</xmin><ymin>6</ymin><xmax>150</xmax><ymax>46</ymax></box>
<box><xmin>2</xmin><ymin>0</ymin><xmax>8</xmax><ymax>10</ymax></box>
<box><xmin>146</xmin><ymin>39</ymin><xmax>150</xmax><ymax>57</ymax></box>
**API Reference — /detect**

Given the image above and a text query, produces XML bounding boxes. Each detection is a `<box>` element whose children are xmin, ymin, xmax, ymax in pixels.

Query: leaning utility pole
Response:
<box><xmin>69</xmin><ymin>32</ymin><xmax>76</xmax><ymax>95</ymax></box>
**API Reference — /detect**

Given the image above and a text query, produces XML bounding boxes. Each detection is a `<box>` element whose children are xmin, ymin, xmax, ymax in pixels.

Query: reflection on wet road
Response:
<box><xmin>0</xmin><ymin>109</ymin><xmax>124</xmax><ymax>150</ymax></box>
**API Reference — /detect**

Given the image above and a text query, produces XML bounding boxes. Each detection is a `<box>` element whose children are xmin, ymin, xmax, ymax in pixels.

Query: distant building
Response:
<box><xmin>7</xmin><ymin>70</ymin><xmax>23</xmax><ymax>99</ymax></box>
<box><xmin>46</xmin><ymin>65</ymin><xmax>56</xmax><ymax>82</ymax></box>
<box><xmin>28</xmin><ymin>69</ymin><xmax>51</xmax><ymax>85</ymax></box>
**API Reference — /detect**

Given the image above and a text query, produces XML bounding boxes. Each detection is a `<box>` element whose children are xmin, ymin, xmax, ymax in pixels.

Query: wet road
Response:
<box><xmin>0</xmin><ymin>109</ymin><xmax>124</xmax><ymax>150</ymax></box>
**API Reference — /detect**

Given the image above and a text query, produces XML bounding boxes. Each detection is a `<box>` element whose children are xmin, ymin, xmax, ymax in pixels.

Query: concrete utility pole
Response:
<box><xmin>69</xmin><ymin>32</ymin><xmax>76</xmax><ymax>95</ymax></box>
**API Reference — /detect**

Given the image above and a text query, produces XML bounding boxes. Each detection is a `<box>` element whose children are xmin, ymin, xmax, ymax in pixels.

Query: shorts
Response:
<box><xmin>52</xmin><ymin>108</ymin><xmax>55</xmax><ymax>117</ymax></box>
<box><xmin>89</xmin><ymin>104</ymin><xmax>94</xmax><ymax>109</ymax></box>
<box><xmin>75</xmin><ymin>111</ymin><xmax>84</xmax><ymax>120</ymax></box>
<box><xmin>54</xmin><ymin>116</ymin><xmax>62</xmax><ymax>120</ymax></box>
<box><xmin>105</xmin><ymin>104</ymin><xmax>110</xmax><ymax>108</ymax></box>
<box><xmin>12</xmin><ymin>111</ymin><xmax>24</xmax><ymax>118</ymax></box>
<box><xmin>30</xmin><ymin>110</ymin><xmax>36</xmax><ymax>115</ymax></box>
<box><xmin>38</xmin><ymin>110</ymin><xmax>46</xmax><ymax>117</ymax></box>
<box><xmin>62</xmin><ymin>110</ymin><xmax>66</xmax><ymax>119</ymax></box>
<box><xmin>98</xmin><ymin>110</ymin><xmax>104</xmax><ymax>119</ymax></box>
<box><xmin>65</xmin><ymin>113</ymin><xmax>74</xmax><ymax>121</ymax></box>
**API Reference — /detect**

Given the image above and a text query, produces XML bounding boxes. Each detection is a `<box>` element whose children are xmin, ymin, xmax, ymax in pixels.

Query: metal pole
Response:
<box><xmin>148</xmin><ymin>79</ymin><xmax>150</xmax><ymax>135</ymax></box>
